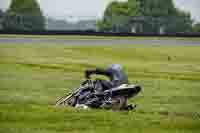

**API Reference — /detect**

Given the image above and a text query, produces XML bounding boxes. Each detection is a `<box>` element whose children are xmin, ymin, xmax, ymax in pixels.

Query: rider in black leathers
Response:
<box><xmin>85</xmin><ymin>64</ymin><xmax>128</xmax><ymax>91</ymax></box>
<box><xmin>82</xmin><ymin>64</ymin><xmax>137</xmax><ymax>110</ymax></box>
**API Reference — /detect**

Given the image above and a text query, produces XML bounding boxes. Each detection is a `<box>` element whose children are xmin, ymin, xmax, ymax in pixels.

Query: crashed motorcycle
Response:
<box><xmin>56</xmin><ymin>79</ymin><xmax>141</xmax><ymax>110</ymax></box>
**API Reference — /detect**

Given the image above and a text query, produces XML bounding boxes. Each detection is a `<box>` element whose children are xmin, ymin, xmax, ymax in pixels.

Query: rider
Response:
<box><xmin>83</xmin><ymin>64</ymin><xmax>137</xmax><ymax>110</ymax></box>
<box><xmin>85</xmin><ymin>64</ymin><xmax>128</xmax><ymax>91</ymax></box>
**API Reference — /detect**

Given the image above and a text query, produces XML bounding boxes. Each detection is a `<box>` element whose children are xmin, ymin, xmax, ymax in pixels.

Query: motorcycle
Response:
<box><xmin>55</xmin><ymin>79</ymin><xmax>141</xmax><ymax>110</ymax></box>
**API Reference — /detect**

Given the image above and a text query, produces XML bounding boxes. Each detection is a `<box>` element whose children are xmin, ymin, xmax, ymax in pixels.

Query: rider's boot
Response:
<box><xmin>124</xmin><ymin>104</ymin><xmax>137</xmax><ymax>111</ymax></box>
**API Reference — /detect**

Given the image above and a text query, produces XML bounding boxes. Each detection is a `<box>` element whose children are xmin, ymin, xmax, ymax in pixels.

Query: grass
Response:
<box><xmin>0</xmin><ymin>43</ymin><xmax>200</xmax><ymax>133</ymax></box>
<box><xmin>0</xmin><ymin>34</ymin><xmax>200</xmax><ymax>40</ymax></box>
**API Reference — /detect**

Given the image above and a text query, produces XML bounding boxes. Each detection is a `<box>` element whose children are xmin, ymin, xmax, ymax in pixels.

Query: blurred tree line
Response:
<box><xmin>97</xmin><ymin>0</ymin><xmax>195</xmax><ymax>34</ymax></box>
<box><xmin>0</xmin><ymin>0</ymin><xmax>199</xmax><ymax>33</ymax></box>
<box><xmin>1</xmin><ymin>0</ymin><xmax>45</xmax><ymax>31</ymax></box>
<box><xmin>193</xmin><ymin>23</ymin><xmax>200</xmax><ymax>33</ymax></box>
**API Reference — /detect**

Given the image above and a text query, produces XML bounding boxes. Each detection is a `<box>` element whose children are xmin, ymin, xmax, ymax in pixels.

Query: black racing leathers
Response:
<box><xmin>85</xmin><ymin>68</ymin><xmax>128</xmax><ymax>88</ymax></box>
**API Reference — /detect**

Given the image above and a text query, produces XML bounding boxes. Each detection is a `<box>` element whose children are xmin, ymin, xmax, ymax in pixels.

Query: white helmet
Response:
<box><xmin>109</xmin><ymin>64</ymin><xmax>123</xmax><ymax>71</ymax></box>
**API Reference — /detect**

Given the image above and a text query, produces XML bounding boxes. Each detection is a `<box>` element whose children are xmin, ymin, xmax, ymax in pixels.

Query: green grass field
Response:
<box><xmin>1</xmin><ymin>34</ymin><xmax>200</xmax><ymax>41</ymax></box>
<box><xmin>0</xmin><ymin>43</ymin><xmax>200</xmax><ymax>133</ymax></box>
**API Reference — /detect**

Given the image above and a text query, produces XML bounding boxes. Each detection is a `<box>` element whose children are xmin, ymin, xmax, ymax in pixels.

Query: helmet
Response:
<box><xmin>109</xmin><ymin>64</ymin><xmax>123</xmax><ymax>71</ymax></box>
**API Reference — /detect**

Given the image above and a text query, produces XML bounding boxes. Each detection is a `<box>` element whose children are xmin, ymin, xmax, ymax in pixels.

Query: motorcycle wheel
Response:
<box><xmin>67</xmin><ymin>96</ymin><xmax>77</xmax><ymax>107</ymax></box>
<box><xmin>111</xmin><ymin>96</ymin><xmax>127</xmax><ymax>110</ymax></box>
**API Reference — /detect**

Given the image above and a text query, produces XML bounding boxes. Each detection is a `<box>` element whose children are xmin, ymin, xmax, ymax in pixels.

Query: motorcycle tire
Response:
<box><xmin>111</xmin><ymin>96</ymin><xmax>127</xmax><ymax>110</ymax></box>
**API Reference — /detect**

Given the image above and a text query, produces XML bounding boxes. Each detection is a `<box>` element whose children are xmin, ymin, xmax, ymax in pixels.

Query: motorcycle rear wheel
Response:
<box><xmin>112</xmin><ymin>96</ymin><xmax>127</xmax><ymax>110</ymax></box>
